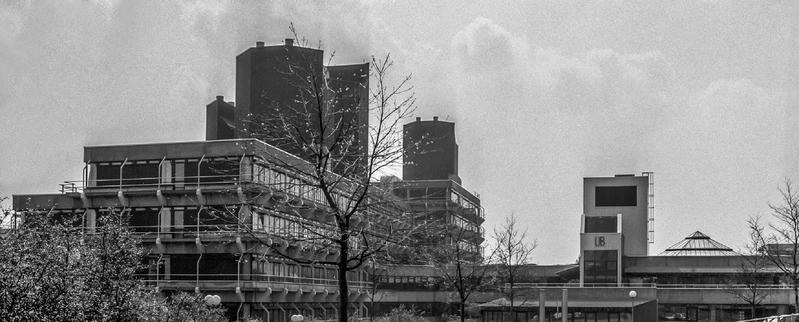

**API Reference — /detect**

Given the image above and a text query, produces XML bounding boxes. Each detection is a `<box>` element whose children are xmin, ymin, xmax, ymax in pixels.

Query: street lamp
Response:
<box><xmin>203</xmin><ymin>294</ymin><xmax>222</xmax><ymax>306</ymax></box>
<box><xmin>290</xmin><ymin>314</ymin><xmax>304</xmax><ymax>322</ymax></box>
<box><xmin>628</xmin><ymin>290</ymin><xmax>637</xmax><ymax>322</ymax></box>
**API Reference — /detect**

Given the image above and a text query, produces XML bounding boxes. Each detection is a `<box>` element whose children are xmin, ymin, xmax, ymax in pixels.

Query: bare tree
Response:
<box><xmin>750</xmin><ymin>179</ymin><xmax>799</xmax><ymax>313</ymax></box>
<box><xmin>727</xmin><ymin>216</ymin><xmax>770</xmax><ymax>319</ymax></box>
<box><xmin>213</xmin><ymin>25</ymin><xmax>419</xmax><ymax>321</ymax></box>
<box><xmin>426</xmin><ymin>226</ymin><xmax>494</xmax><ymax>322</ymax></box>
<box><xmin>492</xmin><ymin>214</ymin><xmax>537</xmax><ymax>321</ymax></box>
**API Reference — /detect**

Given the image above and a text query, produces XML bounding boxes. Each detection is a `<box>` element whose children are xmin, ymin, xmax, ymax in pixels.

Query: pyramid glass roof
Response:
<box><xmin>658</xmin><ymin>231</ymin><xmax>739</xmax><ymax>256</ymax></box>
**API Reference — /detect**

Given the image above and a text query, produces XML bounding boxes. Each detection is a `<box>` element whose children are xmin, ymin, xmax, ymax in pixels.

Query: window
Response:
<box><xmin>185</xmin><ymin>159</ymin><xmax>239</xmax><ymax>183</ymax></box>
<box><xmin>595</xmin><ymin>186</ymin><xmax>637</xmax><ymax>207</ymax></box>
<box><xmin>128</xmin><ymin>208</ymin><xmax>160</xmax><ymax>232</ymax></box>
<box><xmin>584</xmin><ymin>216</ymin><xmax>617</xmax><ymax>233</ymax></box>
<box><xmin>583</xmin><ymin>250</ymin><xmax>618</xmax><ymax>284</ymax></box>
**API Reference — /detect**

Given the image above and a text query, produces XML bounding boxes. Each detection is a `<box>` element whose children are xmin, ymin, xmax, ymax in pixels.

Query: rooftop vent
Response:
<box><xmin>285</xmin><ymin>38</ymin><xmax>294</xmax><ymax>47</ymax></box>
<box><xmin>415</xmin><ymin>117</ymin><xmax>421</xmax><ymax>122</ymax></box>
<box><xmin>255</xmin><ymin>41</ymin><xmax>264</xmax><ymax>47</ymax></box>
<box><xmin>615</xmin><ymin>174</ymin><xmax>635</xmax><ymax>177</ymax></box>
<box><xmin>433</xmin><ymin>116</ymin><xmax>439</xmax><ymax>121</ymax></box>
<box><xmin>216</xmin><ymin>95</ymin><xmax>224</xmax><ymax>101</ymax></box>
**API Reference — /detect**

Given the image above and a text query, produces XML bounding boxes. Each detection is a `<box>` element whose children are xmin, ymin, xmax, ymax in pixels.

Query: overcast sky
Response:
<box><xmin>1</xmin><ymin>1</ymin><xmax>797</xmax><ymax>264</ymax></box>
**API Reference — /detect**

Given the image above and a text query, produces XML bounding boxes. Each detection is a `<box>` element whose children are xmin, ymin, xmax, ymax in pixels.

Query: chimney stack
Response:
<box><xmin>433</xmin><ymin>116</ymin><xmax>439</xmax><ymax>121</ymax></box>
<box><xmin>216</xmin><ymin>95</ymin><xmax>224</xmax><ymax>101</ymax></box>
<box><xmin>255</xmin><ymin>41</ymin><xmax>264</xmax><ymax>48</ymax></box>
<box><xmin>415</xmin><ymin>117</ymin><xmax>421</xmax><ymax>122</ymax></box>
<box><xmin>285</xmin><ymin>38</ymin><xmax>294</xmax><ymax>47</ymax></box>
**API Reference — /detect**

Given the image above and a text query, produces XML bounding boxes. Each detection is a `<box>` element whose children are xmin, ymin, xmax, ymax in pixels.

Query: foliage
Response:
<box><xmin>0</xmin><ymin>201</ymin><xmax>227</xmax><ymax>321</ymax></box>
<box><xmin>139</xmin><ymin>292</ymin><xmax>228</xmax><ymax>322</ymax></box>
<box><xmin>377</xmin><ymin>305</ymin><xmax>426</xmax><ymax>322</ymax></box>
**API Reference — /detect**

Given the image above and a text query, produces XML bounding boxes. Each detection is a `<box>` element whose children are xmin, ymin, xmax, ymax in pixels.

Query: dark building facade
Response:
<box><xmin>206</xmin><ymin>96</ymin><xmax>235</xmax><ymax>141</ymax></box>
<box><xmin>403</xmin><ymin>117</ymin><xmax>459</xmax><ymax>183</ymax></box>
<box><xmin>325</xmin><ymin>63</ymin><xmax>370</xmax><ymax>175</ymax></box>
<box><xmin>234</xmin><ymin>39</ymin><xmax>324</xmax><ymax>141</ymax></box>
<box><xmin>232</xmin><ymin>40</ymin><xmax>370</xmax><ymax>177</ymax></box>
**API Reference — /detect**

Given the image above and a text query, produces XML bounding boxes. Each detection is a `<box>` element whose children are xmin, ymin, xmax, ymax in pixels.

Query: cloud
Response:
<box><xmin>0</xmin><ymin>0</ymin><xmax>394</xmax><ymax>195</ymax></box>
<box><xmin>432</xmin><ymin>17</ymin><xmax>788</xmax><ymax>262</ymax></box>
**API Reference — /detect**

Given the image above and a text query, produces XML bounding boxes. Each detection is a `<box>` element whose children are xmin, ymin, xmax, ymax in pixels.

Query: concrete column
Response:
<box><xmin>159</xmin><ymin>208</ymin><xmax>171</xmax><ymax>237</ymax></box>
<box><xmin>562</xmin><ymin>289</ymin><xmax>568</xmax><ymax>322</ymax></box>
<box><xmin>85</xmin><ymin>209</ymin><xmax>97</xmax><ymax>233</ymax></box>
<box><xmin>88</xmin><ymin>163</ymin><xmax>98</xmax><ymax>187</ymax></box>
<box><xmin>539</xmin><ymin>289</ymin><xmax>546</xmax><ymax>322</ymax></box>
<box><xmin>242</xmin><ymin>254</ymin><xmax>252</xmax><ymax>280</ymax></box>
<box><xmin>174</xmin><ymin>162</ymin><xmax>185</xmax><ymax>189</ymax></box>
<box><xmin>709</xmin><ymin>305</ymin><xmax>717</xmax><ymax>322</ymax></box>
<box><xmin>163</xmin><ymin>256</ymin><xmax>170</xmax><ymax>279</ymax></box>
<box><xmin>160</xmin><ymin>160</ymin><xmax>172</xmax><ymax>184</ymax></box>
<box><xmin>173</xmin><ymin>210</ymin><xmax>184</xmax><ymax>237</ymax></box>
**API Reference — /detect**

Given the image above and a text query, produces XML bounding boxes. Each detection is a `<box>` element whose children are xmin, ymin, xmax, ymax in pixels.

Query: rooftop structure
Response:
<box><xmin>659</xmin><ymin>231</ymin><xmax>739</xmax><ymax>256</ymax></box>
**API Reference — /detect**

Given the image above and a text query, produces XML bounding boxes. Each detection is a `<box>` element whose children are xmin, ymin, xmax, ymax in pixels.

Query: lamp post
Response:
<box><xmin>628</xmin><ymin>290</ymin><xmax>637</xmax><ymax>322</ymax></box>
<box><xmin>203</xmin><ymin>294</ymin><xmax>222</xmax><ymax>306</ymax></box>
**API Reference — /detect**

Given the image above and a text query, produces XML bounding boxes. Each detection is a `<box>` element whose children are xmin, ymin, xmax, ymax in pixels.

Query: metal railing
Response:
<box><xmin>512</xmin><ymin>282</ymin><xmax>794</xmax><ymax>289</ymax></box>
<box><xmin>738</xmin><ymin>313</ymin><xmax>799</xmax><ymax>322</ymax></box>
<box><xmin>513</xmin><ymin>282</ymin><xmax>657</xmax><ymax>288</ymax></box>
<box><xmin>139</xmin><ymin>274</ymin><xmax>372</xmax><ymax>288</ymax></box>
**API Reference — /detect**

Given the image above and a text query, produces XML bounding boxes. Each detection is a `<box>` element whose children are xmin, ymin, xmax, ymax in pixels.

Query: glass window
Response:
<box><xmin>595</xmin><ymin>186</ymin><xmax>637</xmax><ymax>207</ymax></box>
<box><xmin>584</xmin><ymin>250</ymin><xmax>618</xmax><ymax>284</ymax></box>
<box><xmin>585</xmin><ymin>216</ymin><xmax>617</xmax><ymax>233</ymax></box>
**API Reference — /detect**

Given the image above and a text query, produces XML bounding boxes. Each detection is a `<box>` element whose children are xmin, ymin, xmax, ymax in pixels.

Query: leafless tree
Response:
<box><xmin>210</xmin><ymin>25</ymin><xmax>420</xmax><ymax>321</ymax></box>
<box><xmin>426</xmin><ymin>226</ymin><xmax>495</xmax><ymax>322</ymax></box>
<box><xmin>492</xmin><ymin>213</ymin><xmax>537</xmax><ymax>320</ymax></box>
<box><xmin>750</xmin><ymin>179</ymin><xmax>799</xmax><ymax>313</ymax></box>
<box><xmin>727</xmin><ymin>216</ymin><xmax>770</xmax><ymax>319</ymax></box>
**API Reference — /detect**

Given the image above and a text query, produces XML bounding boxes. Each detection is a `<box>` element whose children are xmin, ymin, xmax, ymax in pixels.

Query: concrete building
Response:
<box><xmin>11</xmin><ymin>39</ymin><xmax>488</xmax><ymax>321</ymax></box>
<box><xmin>477</xmin><ymin>173</ymin><xmax>790</xmax><ymax>322</ymax></box>
<box><xmin>230</xmin><ymin>40</ymin><xmax>370</xmax><ymax>177</ymax></box>
<box><xmin>14</xmin><ymin>138</ymin><xmax>386</xmax><ymax>321</ymax></box>
<box><xmin>402</xmin><ymin>117</ymin><xmax>460</xmax><ymax>183</ymax></box>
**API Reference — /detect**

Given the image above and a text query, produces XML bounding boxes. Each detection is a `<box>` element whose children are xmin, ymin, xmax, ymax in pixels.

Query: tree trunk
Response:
<box><xmin>794</xmin><ymin>282</ymin><xmax>799</xmax><ymax>313</ymax></box>
<box><xmin>460</xmin><ymin>299</ymin><xmax>466</xmax><ymax>322</ymax></box>
<box><xmin>509</xmin><ymin>276</ymin><xmax>515</xmax><ymax>322</ymax></box>
<box><xmin>751</xmin><ymin>303</ymin><xmax>756</xmax><ymax>319</ymax></box>
<box><xmin>339</xmin><ymin>242</ymin><xmax>349</xmax><ymax>322</ymax></box>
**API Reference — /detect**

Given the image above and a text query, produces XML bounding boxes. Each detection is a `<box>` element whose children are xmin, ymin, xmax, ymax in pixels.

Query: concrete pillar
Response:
<box><xmin>160</xmin><ymin>160</ymin><xmax>172</xmax><ymax>184</ymax></box>
<box><xmin>709</xmin><ymin>305</ymin><xmax>717</xmax><ymax>322</ymax></box>
<box><xmin>539</xmin><ymin>289</ymin><xmax>546</xmax><ymax>322</ymax></box>
<box><xmin>562</xmin><ymin>289</ymin><xmax>568</xmax><ymax>322</ymax></box>
<box><xmin>174</xmin><ymin>162</ymin><xmax>185</xmax><ymax>189</ymax></box>
<box><xmin>173</xmin><ymin>210</ymin><xmax>184</xmax><ymax>238</ymax></box>
<box><xmin>163</xmin><ymin>256</ymin><xmax>170</xmax><ymax>280</ymax></box>
<box><xmin>86</xmin><ymin>209</ymin><xmax>97</xmax><ymax>233</ymax></box>
<box><xmin>160</xmin><ymin>208</ymin><xmax>171</xmax><ymax>237</ymax></box>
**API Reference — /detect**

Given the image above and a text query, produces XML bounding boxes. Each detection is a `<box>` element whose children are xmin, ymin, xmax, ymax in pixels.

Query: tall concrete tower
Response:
<box><xmin>402</xmin><ymin>117</ymin><xmax>460</xmax><ymax>183</ymax></box>
<box><xmin>580</xmin><ymin>174</ymin><xmax>651</xmax><ymax>286</ymax></box>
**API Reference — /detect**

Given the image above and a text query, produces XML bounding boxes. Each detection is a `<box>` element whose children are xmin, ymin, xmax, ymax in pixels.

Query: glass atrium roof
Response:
<box><xmin>659</xmin><ymin>231</ymin><xmax>739</xmax><ymax>256</ymax></box>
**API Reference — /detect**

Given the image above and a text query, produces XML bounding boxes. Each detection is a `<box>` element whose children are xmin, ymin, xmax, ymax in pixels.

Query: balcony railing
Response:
<box><xmin>140</xmin><ymin>274</ymin><xmax>371</xmax><ymax>288</ymax></box>
<box><xmin>512</xmin><ymin>282</ymin><xmax>793</xmax><ymax>289</ymax></box>
<box><xmin>738</xmin><ymin>313</ymin><xmax>799</xmax><ymax>322</ymax></box>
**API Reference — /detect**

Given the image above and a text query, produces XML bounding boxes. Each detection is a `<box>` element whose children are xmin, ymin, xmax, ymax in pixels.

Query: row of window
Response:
<box><xmin>94</xmin><ymin>158</ymin><xmax>242</xmax><ymax>185</ymax></box>
<box><xmin>450</xmin><ymin>214</ymin><xmax>480</xmax><ymax>233</ymax></box>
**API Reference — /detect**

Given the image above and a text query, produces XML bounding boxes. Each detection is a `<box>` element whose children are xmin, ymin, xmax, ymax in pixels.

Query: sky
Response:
<box><xmin>1</xmin><ymin>0</ymin><xmax>797</xmax><ymax>264</ymax></box>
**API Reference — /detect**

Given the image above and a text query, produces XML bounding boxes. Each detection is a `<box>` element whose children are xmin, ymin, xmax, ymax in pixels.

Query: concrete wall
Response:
<box><xmin>583</xmin><ymin>175</ymin><xmax>649</xmax><ymax>256</ymax></box>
